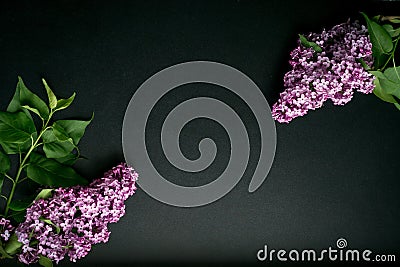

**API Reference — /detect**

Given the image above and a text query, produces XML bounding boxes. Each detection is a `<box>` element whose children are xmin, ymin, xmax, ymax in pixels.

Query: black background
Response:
<box><xmin>0</xmin><ymin>0</ymin><xmax>399</xmax><ymax>266</ymax></box>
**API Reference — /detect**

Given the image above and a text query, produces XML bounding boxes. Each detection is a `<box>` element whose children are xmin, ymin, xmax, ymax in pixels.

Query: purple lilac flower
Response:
<box><xmin>15</xmin><ymin>163</ymin><xmax>138</xmax><ymax>264</ymax></box>
<box><xmin>0</xmin><ymin>218</ymin><xmax>14</xmax><ymax>242</ymax></box>
<box><xmin>272</xmin><ymin>20</ymin><xmax>375</xmax><ymax>123</ymax></box>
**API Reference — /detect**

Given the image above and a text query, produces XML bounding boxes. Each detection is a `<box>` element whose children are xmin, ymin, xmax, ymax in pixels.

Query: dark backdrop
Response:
<box><xmin>0</xmin><ymin>0</ymin><xmax>399</xmax><ymax>266</ymax></box>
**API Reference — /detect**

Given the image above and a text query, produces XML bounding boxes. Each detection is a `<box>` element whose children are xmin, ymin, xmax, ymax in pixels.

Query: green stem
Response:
<box><xmin>381</xmin><ymin>38</ymin><xmax>399</xmax><ymax>71</ymax></box>
<box><xmin>17</xmin><ymin>177</ymin><xmax>28</xmax><ymax>184</ymax></box>
<box><xmin>381</xmin><ymin>54</ymin><xmax>393</xmax><ymax>71</ymax></box>
<box><xmin>4</xmin><ymin>112</ymin><xmax>53</xmax><ymax>216</ymax></box>
<box><xmin>393</xmin><ymin>56</ymin><xmax>400</xmax><ymax>81</ymax></box>
<box><xmin>4</xmin><ymin>174</ymin><xmax>14</xmax><ymax>182</ymax></box>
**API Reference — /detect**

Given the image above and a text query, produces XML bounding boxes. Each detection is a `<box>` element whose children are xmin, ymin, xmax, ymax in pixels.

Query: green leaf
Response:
<box><xmin>378</xmin><ymin>77</ymin><xmax>400</xmax><ymax>99</ymax></box>
<box><xmin>374</xmin><ymin>67</ymin><xmax>400</xmax><ymax>100</ymax></box>
<box><xmin>370</xmin><ymin>70</ymin><xmax>387</xmax><ymax>79</ymax></box>
<box><xmin>371</xmin><ymin>69</ymin><xmax>400</xmax><ymax>101</ymax></box>
<box><xmin>51</xmin><ymin>123</ymin><xmax>71</xmax><ymax>141</ymax></box>
<box><xmin>7</xmin><ymin>77</ymin><xmax>49</xmax><ymax>120</ymax></box>
<box><xmin>0</xmin><ymin>149</ymin><xmax>10</xmax><ymax>194</ymax></box>
<box><xmin>9</xmin><ymin>198</ymin><xmax>32</xmax><ymax>212</ymax></box>
<box><xmin>374</xmin><ymin>54</ymin><xmax>391</xmax><ymax>69</ymax></box>
<box><xmin>39</xmin><ymin>217</ymin><xmax>60</xmax><ymax>234</ymax></box>
<box><xmin>382</xmin><ymin>24</ymin><xmax>400</xmax><ymax>38</ymax></box>
<box><xmin>39</xmin><ymin>255</ymin><xmax>53</xmax><ymax>267</ymax></box>
<box><xmin>0</xmin><ymin>111</ymin><xmax>37</xmax><ymax>154</ymax></box>
<box><xmin>388</xmin><ymin>17</ymin><xmax>400</xmax><ymax>24</ymax></box>
<box><xmin>54</xmin><ymin>92</ymin><xmax>76</xmax><ymax>111</ymax></box>
<box><xmin>35</xmin><ymin>188</ymin><xmax>54</xmax><ymax>201</ymax></box>
<box><xmin>9</xmin><ymin>210</ymin><xmax>27</xmax><ymax>223</ymax></box>
<box><xmin>4</xmin><ymin>233</ymin><xmax>22</xmax><ymax>255</ymax></box>
<box><xmin>373</xmin><ymin>77</ymin><xmax>397</xmax><ymax>103</ymax></box>
<box><xmin>384</xmin><ymin>66</ymin><xmax>400</xmax><ymax>83</ymax></box>
<box><xmin>21</xmin><ymin>105</ymin><xmax>42</xmax><ymax>118</ymax></box>
<box><xmin>395</xmin><ymin>103</ymin><xmax>400</xmax><ymax>111</ymax></box>
<box><xmin>0</xmin><ymin>242</ymin><xmax>13</xmax><ymax>259</ymax></box>
<box><xmin>54</xmin><ymin>152</ymin><xmax>79</xmax><ymax>166</ymax></box>
<box><xmin>361</xmin><ymin>12</ymin><xmax>394</xmax><ymax>68</ymax></box>
<box><xmin>42</xmin><ymin>129</ymin><xmax>75</xmax><ymax>159</ymax></box>
<box><xmin>311</xmin><ymin>44</ymin><xmax>322</xmax><ymax>53</ymax></box>
<box><xmin>53</xmin><ymin>114</ymin><xmax>93</xmax><ymax>146</ymax></box>
<box><xmin>298</xmin><ymin>34</ymin><xmax>309</xmax><ymax>45</ymax></box>
<box><xmin>42</xmin><ymin>79</ymin><xmax>57</xmax><ymax>109</ymax></box>
<box><xmin>7</xmin><ymin>79</ymin><xmax>32</xmax><ymax>119</ymax></box>
<box><xmin>298</xmin><ymin>34</ymin><xmax>322</xmax><ymax>53</ymax></box>
<box><xmin>27</xmin><ymin>153</ymin><xmax>88</xmax><ymax>187</ymax></box>
<box><xmin>357</xmin><ymin>58</ymin><xmax>371</xmax><ymax>70</ymax></box>
<box><xmin>0</xmin><ymin>149</ymin><xmax>11</xmax><ymax>174</ymax></box>
<box><xmin>372</xmin><ymin>15</ymin><xmax>381</xmax><ymax>23</ymax></box>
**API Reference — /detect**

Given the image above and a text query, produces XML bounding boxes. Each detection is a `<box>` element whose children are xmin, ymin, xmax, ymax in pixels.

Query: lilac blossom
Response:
<box><xmin>0</xmin><ymin>218</ymin><xmax>14</xmax><ymax>243</ymax></box>
<box><xmin>14</xmin><ymin>163</ymin><xmax>138</xmax><ymax>264</ymax></box>
<box><xmin>272</xmin><ymin>20</ymin><xmax>375</xmax><ymax>123</ymax></box>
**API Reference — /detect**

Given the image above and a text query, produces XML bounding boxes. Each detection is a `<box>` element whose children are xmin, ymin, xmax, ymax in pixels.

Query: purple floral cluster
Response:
<box><xmin>272</xmin><ymin>20</ymin><xmax>375</xmax><ymax>123</ymax></box>
<box><xmin>14</xmin><ymin>163</ymin><xmax>138</xmax><ymax>264</ymax></box>
<box><xmin>0</xmin><ymin>218</ymin><xmax>14</xmax><ymax>243</ymax></box>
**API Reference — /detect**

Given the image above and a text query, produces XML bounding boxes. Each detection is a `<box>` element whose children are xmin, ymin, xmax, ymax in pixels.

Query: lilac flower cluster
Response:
<box><xmin>272</xmin><ymin>20</ymin><xmax>375</xmax><ymax>123</ymax></box>
<box><xmin>0</xmin><ymin>218</ymin><xmax>14</xmax><ymax>243</ymax></box>
<box><xmin>14</xmin><ymin>163</ymin><xmax>138</xmax><ymax>264</ymax></box>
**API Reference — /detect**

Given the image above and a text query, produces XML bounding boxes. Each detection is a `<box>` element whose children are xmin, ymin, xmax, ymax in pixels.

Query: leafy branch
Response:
<box><xmin>361</xmin><ymin>12</ymin><xmax>400</xmax><ymax>110</ymax></box>
<box><xmin>0</xmin><ymin>77</ymin><xmax>93</xmax><ymax>265</ymax></box>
